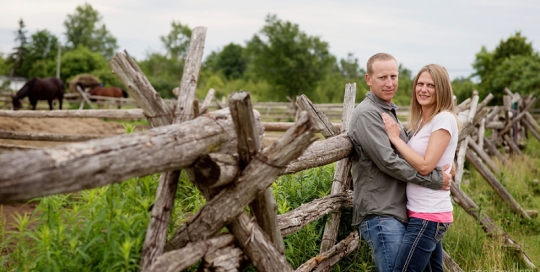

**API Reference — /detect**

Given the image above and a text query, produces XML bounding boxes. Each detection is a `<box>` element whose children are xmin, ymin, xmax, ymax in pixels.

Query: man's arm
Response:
<box><xmin>350</xmin><ymin>110</ymin><xmax>444</xmax><ymax>190</ymax></box>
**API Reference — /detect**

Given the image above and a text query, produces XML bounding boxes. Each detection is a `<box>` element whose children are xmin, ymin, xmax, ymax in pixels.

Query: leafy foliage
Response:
<box><xmin>246</xmin><ymin>14</ymin><xmax>336</xmax><ymax>101</ymax></box>
<box><xmin>473</xmin><ymin>32</ymin><xmax>537</xmax><ymax>103</ymax></box>
<box><xmin>160</xmin><ymin>21</ymin><xmax>192</xmax><ymax>60</ymax></box>
<box><xmin>6</xmin><ymin>19</ymin><xmax>29</xmax><ymax>77</ymax></box>
<box><xmin>63</xmin><ymin>3</ymin><xmax>119</xmax><ymax>59</ymax></box>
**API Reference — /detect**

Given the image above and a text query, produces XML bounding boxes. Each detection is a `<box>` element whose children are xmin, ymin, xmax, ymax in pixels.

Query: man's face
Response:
<box><xmin>365</xmin><ymin>59</ymin><xmax>399</xmax><ymax>104</ymax></box>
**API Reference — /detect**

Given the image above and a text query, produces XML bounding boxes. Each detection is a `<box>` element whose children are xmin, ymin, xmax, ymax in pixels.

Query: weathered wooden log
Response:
<box><xmin>147</xmin><ymin>234</ymin><xmax>236</xmax><ymax>272</ymax></box>
<box><xmin>228</xmin><ymin>213</ymin><xmax>293</xmax><ymax>272</ymax></box>
<box><xmin>485</xmin><ymin>121</ymin><xmax>505</xmax><ymax>129</ymax></box>
<box><xmin>455</xmin><ymin>97</ymin><xmax>471</xmax><ymax>113</ymax></box>
<box><xmin>0</xmin><ymin>109</ymin><xmax>146</xmax><ymax>119</ymax></box>
<box><xmin>320</xmin><ymin>83</ymin><xmax>355</xmax><ymax>258</ymax></box>
<box><xmin>478</xmin><ymin>117</ymin><xmax>485</xmax><ymax>148</ymax></box>
<box><xmin>165</xmin><ymin>112</ymin><xmax>319</xmax><ymax>251</ymax></box>
<box><xmin>522</xmin><ymin>118</ymin><xmax>540</xmax><ymax>143</ymax></box>
<box><xmin>263</xmin><ymin>121</ymin><xmax>341</xmax><ymax>132</ymax></box>
<box><xmin>499</xmin><ymin>97</ymin><xmax>536</xmax><ymax>136</ymax></box>
<box><xmin>503</xmin><ymin>134</ymin><xmax>522</xmax><ymax>155</ymax></box>
<box><xmin>230</xmin><ymin>91</ymin><xmax>285</xmax><ymax>256</ymax></box>
<box><xmin>297</xmin><ymin>94</ymin><xmax>339</xmax><ymax>137</ymax></box>
<box><xmin>457</xmin><ymin>108</ymin><xmax>489</xmax><ymax>144</ymax></box>
<box><xmin>174</xmin><ymin>134</ymin><xmax>352</xmax><ymax>192</ymax></box>
<box><xmin>199</xmin><ymin>88</ymin><xmax>215</xmax><ymax>115</ymax></box>
<box><xmin>110</xmin><ymin>51</ymin><xmax>173</xmax><ymax>127</ymax></box>
<box><xmin>455</xmin><ymin>92</ymin><xmax>479</xmax><ymax>185</ymax></box>
<box><xmin>482</xmin><ymin>136</ymin><xmax>506</xmax><ymax>164</ymax></box>
<box><xmin>0</xmin><ymin>130</ymin><xmax>103</xmax><ymax>142</ymax></box>
<box><xmin>450</xmin><ymin>182</ymin><xmax>536</xmax><ymax>269</ymax></box>
<box><xmin>443</xmin><ymin>250</ymin><xmax>464</xmax><ymax>272</ymax></box>
<box><xmin>0</xmin><ymin>108</ymin><xmax>249</xmax><ymax>204</ymax></box>
<box><xmin>0</xmin><ymin>143</ymin><xmax>38</xmax><ymax>152</ymax></box>
<box><xmin>76</xmin><ymin>84</ymin><xmax>95</xmax><ymax>109</ymax></box>
<box><xmin>524</xmin><ymin>112</ymin><xmax>540</xmax><ymax>132</ymax></box>
<box><xmin>282</xmin><ymin>134</ymin><xmax>351</xmax><ymax>175</ymax></box>
<box><xmin>278</xmin><ymin>191</ymin><xmax>353</xmax><ymax>236</ymax></box>
<box><xmin>295</xmin><ymin>231</ymin><xmax>360</xmax><ymax>272</ymax></box>
<box><xmin>467</xmin><ymin>136</ymin><xmax>500</xmax><ymax>175</ymax></box>
<box><xmin>190</xmin><ymin>153</ymin><xmax>239</xmax><ymax>188</ymax></box>
<box><xmin>199</xmin><ymin>244</ymin><xmax>247</xmax><ymax>272</ymax></box>
<box><xmin>465</xmin><ymin>150</ymin><xmax>530</xmax><ymax>219</ymax></box>
<box><xmin>486</xmin><ymin>105</ymin><xmax>501</xmax><ymax>122</ymax></box>
<box><xmin>136</xmin><ymin>26</ymin><xmax>208</xmax><ymax>271</ymax></box>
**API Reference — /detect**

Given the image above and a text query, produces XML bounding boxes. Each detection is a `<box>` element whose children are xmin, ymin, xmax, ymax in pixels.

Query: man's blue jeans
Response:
<box><xmin>359</xmin><ymin>216</ymin><xmax>406</xmax><ymax>272</ymax></box>
<box><xmin>392</xmin><ymin>218</ymin><xmax>451</xmax><ymax>272</ymax></box>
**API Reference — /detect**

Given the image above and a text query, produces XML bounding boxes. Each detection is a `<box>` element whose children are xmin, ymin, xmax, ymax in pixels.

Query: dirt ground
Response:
<box><xmin>0</xmin><ymin>116</ymin><xmax>281</xmax><ymax>233</ymax></box>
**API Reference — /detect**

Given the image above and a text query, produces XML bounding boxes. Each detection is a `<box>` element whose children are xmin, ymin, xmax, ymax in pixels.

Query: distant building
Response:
<box><xmin>0</xmin><ymin>76</ymin><xmax>27</xmax><ymax>92</ymax></box>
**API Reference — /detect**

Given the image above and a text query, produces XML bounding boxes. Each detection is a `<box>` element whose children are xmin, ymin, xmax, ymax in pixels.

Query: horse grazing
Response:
<box><xmin>87</xmin><ymin>85</ymin><xmax>128</xmax><ymax>109</ymax></box>
<box><xmin>12</xmin><ymin>77</ymin><xmax>65</xmax><ymax>110</ymax></box>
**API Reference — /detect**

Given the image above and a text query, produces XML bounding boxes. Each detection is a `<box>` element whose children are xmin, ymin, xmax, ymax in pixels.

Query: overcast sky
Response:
<box><xmin>1</xmin><ymin>0</ymin><xmax>539</xmax><ymax>80</ymax></box>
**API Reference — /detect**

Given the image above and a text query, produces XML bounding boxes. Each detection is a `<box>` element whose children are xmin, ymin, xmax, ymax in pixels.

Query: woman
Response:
<box><xmin>381</xmin><ymin>64</ymin><xmax>459</xmax><ymax>271</ymax></box>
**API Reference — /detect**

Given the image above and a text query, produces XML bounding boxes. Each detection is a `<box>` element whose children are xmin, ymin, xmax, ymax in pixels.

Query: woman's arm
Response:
<box><xmin>381</xmin><ymin>112</ymin><xmax>450</xmax><ymax>176</ymax></box>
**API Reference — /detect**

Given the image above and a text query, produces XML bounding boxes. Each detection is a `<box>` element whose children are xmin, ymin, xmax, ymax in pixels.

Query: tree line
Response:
<box><xmin>0</xmin><ymin>3</ymin><xmax>539</xmax><ymax>105</ymax></box>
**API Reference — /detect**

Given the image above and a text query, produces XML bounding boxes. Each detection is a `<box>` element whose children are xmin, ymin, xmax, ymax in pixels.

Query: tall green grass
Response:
<box><xmin>1</xmin><ymin>137</ymin><xmax>539</xmax><ymax>270</ymax></box>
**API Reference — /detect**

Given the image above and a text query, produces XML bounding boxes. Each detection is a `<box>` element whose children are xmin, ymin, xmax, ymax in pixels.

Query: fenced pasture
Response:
<box><xmin>1</xmin><ymin>26</ymin><xmax>539</xmax><ymax>271</ymax></box>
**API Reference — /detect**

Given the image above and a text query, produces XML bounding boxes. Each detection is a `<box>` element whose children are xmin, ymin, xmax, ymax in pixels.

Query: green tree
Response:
<box><xmin>25</xmin><ymin>30</ymin><xmax>60</xmax><ymax>78</ymax></box>
<box><xmin>339</xmin><ymin>53</ymin><xmax>364</xmax><ymax>80</ymax></box>
<box><xmin>63</xmin><ymin>3</ymin><xmax>118</xmax><ymax>59</ymax></box>
<box><xmin>492</xmin><ymin>54</ymin><xmax>540</xmax><ymax>97</ymax></box>
<box><xmin>160</xmin><ymin>21</ymin><xmax>192</xmax><ymax>60</ymax></box>
<box><xmin>246</xmin><ymin>14</ymin><xmax>336</xmax><ymax>101</ymax></box>
<box><xmin>7</xmin><ymin>19</ymin><xmax>29</xmax><ymax>77</ymax></box>
<box><xmin>472</xmin><ymin>31</ymin><xmax>535</xmax><ymax>102</ymax></box>
<box><xmin>0</xmin><ymin>53</ymin><xmax>12</xmax><ymax>76</ymax></box>
<box><xmin>204</xmin><ymin>43</ymin><xmax>247</xmax><ymax>80</ymax></box>
<box><xmin>59</xmin><ymin>45</ymin><xmax>109</xmax><ymax>85</ymax></box>
<box><xmin>393</xmin><ymin>64</ymin><xmax>414</xmax><ymax>106</ymax></box>
<box><xmin>451</xmin><ymin>77</ymin><xmax>477</xmax><ymax>104</ymax></box>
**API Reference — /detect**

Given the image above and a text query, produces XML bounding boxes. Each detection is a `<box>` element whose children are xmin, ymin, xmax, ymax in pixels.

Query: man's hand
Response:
<box><xmin>450</xmin><ymin>162</ymin><xmax>456</xmax><ymax>177</ymax></box>
<box><xmin>441</xmin><ymin>164</ymin><xmax>452</xmax><ymax>191</ymax></box>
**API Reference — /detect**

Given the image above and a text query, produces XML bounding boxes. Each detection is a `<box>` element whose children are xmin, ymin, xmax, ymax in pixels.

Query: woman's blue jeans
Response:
<box><xmin>359</xmin><ymin>216</ymin><xmax>406</xmax><ymax>272</ymax></box>
<box><xmin>392</xmin><ymin>218</ymin><xmax>451</xmax><ymax>272</ymax></box>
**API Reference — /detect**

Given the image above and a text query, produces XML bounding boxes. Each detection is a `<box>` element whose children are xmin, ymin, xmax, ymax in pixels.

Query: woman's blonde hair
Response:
<box><xmin>408</xmin><ymin>64</ymin><xmax>457</xmax><ymax>132</ymax></box>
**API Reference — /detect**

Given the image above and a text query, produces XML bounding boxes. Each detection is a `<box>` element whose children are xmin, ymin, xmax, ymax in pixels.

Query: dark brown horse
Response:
<box><xmin>12</xmin><ymin>77</ymin><xmax>65</xmax><ymax>110</ymax></box>
<box><xmin>87</xmin><ymin>85</ymin><xmax>128</xmax><ymax>109</ymax></box>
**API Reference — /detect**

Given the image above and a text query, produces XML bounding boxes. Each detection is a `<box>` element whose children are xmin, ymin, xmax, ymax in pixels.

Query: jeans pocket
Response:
<box><xmin>434</xmin><ymin>222</ymin><xmax>451</xmax><ymax>242</ymax></box>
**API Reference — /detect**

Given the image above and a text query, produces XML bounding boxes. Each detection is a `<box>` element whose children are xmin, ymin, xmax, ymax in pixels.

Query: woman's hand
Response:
<box><xmin>381</xmin><ymin>112</ymin><xmax>401</xmax><ymax>141</ymax></box>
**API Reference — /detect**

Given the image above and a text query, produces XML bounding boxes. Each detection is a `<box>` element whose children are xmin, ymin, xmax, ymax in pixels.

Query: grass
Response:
<box><xmin>1</xmin><ymin>134</ymin><xmax>540</xmax><ymax>270</ymax></box>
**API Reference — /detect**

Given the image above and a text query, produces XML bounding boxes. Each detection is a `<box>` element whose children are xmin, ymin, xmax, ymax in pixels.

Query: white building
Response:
<box><xmin>0</xmin><ymin>76</ymin><xmax>27</xmax><ymax>92</ymax></box>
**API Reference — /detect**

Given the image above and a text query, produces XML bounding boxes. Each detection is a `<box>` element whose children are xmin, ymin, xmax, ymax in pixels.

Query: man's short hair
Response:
<box><xmin>366</xmin><ymin>53</ymin><xmax>397</xmax><ymax>76</ymax></box>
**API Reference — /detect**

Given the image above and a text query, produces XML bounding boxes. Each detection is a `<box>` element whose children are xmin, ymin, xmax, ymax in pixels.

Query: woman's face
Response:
<box><xmin>415</xmin><ymin>72</ymin><xmax>436</xmax><ymax>108</ymax></box>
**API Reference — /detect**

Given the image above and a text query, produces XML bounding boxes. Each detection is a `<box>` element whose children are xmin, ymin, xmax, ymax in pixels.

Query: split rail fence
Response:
<box><xmin>0</xmin><ymin>26</ymin><xmax>538</xmax><ymax>271</ymax></box>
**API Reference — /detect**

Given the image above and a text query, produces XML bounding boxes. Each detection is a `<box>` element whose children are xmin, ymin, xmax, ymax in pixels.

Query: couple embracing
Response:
<box><xmin>349</xmin><ymin>53</ymin><xmax>459</xmax><ymax>272</ymax></box>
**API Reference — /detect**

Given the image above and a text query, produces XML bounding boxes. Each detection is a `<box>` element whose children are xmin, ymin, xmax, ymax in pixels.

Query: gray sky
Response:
<box><xmin>1</xmin><ymin>0</ymin><xmax>539</xmax><ymax>80</ymax></box>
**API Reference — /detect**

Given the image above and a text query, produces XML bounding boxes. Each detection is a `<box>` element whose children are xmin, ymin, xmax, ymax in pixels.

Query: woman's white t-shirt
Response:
<box><xmin>406</xmin><ymin>111</ymin><xmax>458</xmax><ymax>213</ymax></box>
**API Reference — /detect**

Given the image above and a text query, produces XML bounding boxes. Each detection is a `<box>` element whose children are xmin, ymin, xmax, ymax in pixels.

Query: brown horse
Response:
<box><xmin>12</xmin><ymin>77</ymin><xmax>65</xmax><ymax>110</ymax></box>
<box><xmin>86</xmin><ymin>85</ymin><xmax>128</xmax><ymax>109</ymax></box>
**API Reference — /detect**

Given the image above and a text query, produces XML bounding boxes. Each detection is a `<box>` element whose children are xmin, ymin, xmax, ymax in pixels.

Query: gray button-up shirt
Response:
<box><xmin>348</xmin><ymin>91</ymin><xmax>444</xmax><ymax>225</ymax></box>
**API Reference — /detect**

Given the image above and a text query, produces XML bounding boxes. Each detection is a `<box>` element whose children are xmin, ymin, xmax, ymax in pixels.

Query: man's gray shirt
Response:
<box><xmin>348</xmin><ymin>91</ymin><xmax>444</xmax><ymax>226</ymax></box>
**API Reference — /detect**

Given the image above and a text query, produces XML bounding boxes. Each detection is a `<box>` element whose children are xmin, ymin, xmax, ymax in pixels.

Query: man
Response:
<box><xmin>348</xmin><ymin>53</ymin><xmax>452</xmax><ymax>272</ymax></box>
